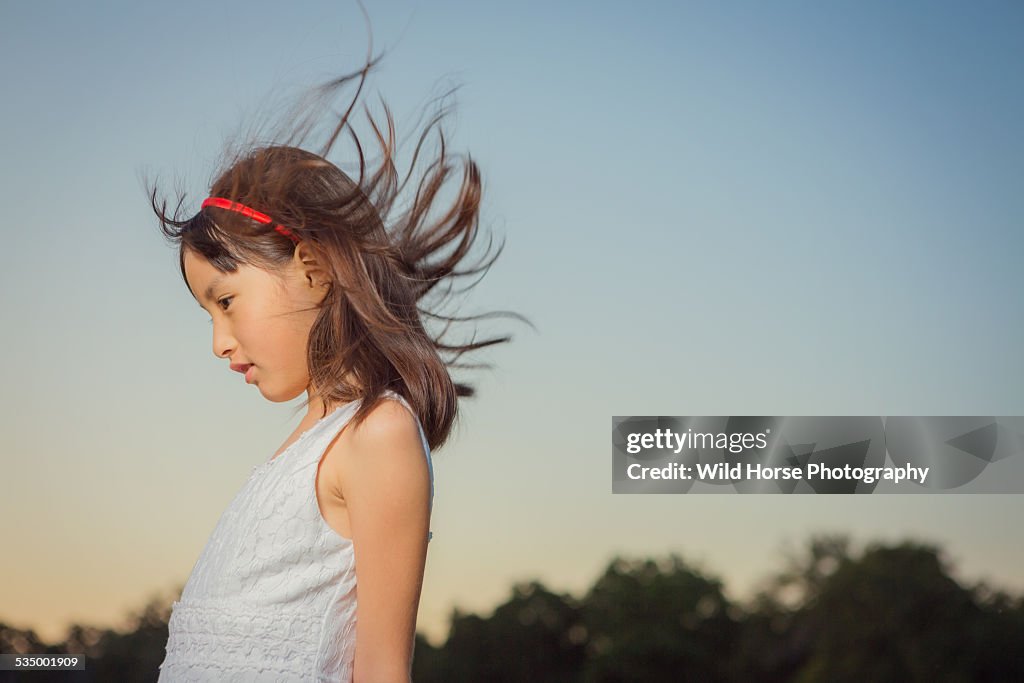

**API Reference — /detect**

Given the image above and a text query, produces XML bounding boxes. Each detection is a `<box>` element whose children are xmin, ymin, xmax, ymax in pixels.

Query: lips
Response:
<box><xmin>231</xmin><ymin>363</ymin><xmax>253</xmax><ymax>374</ymax></box>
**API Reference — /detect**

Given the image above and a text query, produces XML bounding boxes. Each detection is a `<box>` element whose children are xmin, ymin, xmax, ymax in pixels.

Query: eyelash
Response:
<box><xmin>206</xmin><ymin>296</ymin><xmax>233</xmax><ymax>324</ymax></box>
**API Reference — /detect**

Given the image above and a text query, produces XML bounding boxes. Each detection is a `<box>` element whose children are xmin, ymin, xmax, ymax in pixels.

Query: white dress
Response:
<box><xmin>158</xmin><ymin>390</ymin><xmax>434</xmax><ymax>682</ymax></box>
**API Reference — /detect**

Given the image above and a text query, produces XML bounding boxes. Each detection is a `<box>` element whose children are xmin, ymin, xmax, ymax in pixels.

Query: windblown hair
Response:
<box><xmin>145</xmin><ymin>45</ymin><xmax>529</xmax><ymax>452</ymax></box>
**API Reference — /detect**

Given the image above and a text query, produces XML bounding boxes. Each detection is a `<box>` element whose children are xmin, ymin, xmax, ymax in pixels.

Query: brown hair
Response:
<box><xmin>144</xmin><ymin>44</ymin><xmax>530</xmax><ymax>452</ymax></box>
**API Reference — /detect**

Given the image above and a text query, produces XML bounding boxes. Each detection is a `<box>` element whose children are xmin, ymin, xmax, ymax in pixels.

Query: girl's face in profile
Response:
<box><xmin>183</xmin><ymin>248</ymin><xmax>325</xmax><ymax>403</ymax></box>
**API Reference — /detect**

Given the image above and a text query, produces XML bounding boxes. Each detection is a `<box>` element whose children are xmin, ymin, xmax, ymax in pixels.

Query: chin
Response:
<box><xmin>258</xmin><ymin>383</ymin><xmax>306</xmax><ymax>403</ymax></box>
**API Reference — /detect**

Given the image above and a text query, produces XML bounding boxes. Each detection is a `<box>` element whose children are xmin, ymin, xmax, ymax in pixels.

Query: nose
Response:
<box><xmin>211</xmin><ymin>319</ymin><xmax>237</xmax><ymax>360</ymax></box>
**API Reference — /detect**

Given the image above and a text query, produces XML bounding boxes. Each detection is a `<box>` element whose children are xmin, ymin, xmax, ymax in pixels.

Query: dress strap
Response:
<box><xmin>382</xmin><ymin>392</ymin><xmax>434</xmax><ymax>498</ymax></box>
<box><xmin>382</xmin><ymin>390</ymin><xmax>435</xmax><ymax>542</ymax></box>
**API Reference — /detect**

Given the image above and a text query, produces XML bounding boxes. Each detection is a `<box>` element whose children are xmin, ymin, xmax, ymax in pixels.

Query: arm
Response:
<box><xmin>334</xmin><ymin>398</ymin><xmax>431</xmax><ymax>683</ymax></box>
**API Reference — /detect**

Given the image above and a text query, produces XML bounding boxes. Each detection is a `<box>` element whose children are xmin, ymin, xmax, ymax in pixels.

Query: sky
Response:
<box><xmin>1</xmin><ymin>0</ymin><xmax>1022</xmax><ymax>646</ymax></box>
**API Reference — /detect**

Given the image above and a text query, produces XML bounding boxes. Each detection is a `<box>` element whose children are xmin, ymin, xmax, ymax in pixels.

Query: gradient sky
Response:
<box><xmin>2</xmin><ymin>0</ymin><xmax>1022</xmax><ymax>646</ymax></box>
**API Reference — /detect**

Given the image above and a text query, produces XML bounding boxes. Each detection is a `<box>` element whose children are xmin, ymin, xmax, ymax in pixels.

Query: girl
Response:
<box><xmin>147</xmin><ymin>40</ymin><xmax>527</xmax><ymax>682</ymax></box>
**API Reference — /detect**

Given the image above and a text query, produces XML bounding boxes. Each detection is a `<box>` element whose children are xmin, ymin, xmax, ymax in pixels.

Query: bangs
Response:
<box><xmin>179</xmin><ymin>211</ymin><xmax>245</xmax><ymax>273</ymax></box>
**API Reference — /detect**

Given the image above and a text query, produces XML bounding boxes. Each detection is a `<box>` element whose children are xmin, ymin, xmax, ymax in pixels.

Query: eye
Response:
<box><xmin>217</xmin><ymin>296</ymin><xmax>233</xmax><ymax>311</ymax></box>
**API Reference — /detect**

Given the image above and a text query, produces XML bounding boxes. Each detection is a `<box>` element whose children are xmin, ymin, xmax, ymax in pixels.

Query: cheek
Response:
<box><xmin>263</xmin><ymin>320</ymin><xmax>311</xmax><ymax>362</ymax></box>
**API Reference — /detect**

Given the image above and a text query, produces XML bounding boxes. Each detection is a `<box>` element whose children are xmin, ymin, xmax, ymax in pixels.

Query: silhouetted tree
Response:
<box><xmin>741</xmin><ymin>534</ymin><xmax>1024</xmax><ymax>683</ymax></box>
<box><xmin>5</xmin><ymin>538</ymin><xmax>1023</xmax><ymax>681</ymax></box>
<box><xmin>418</xmin><ymin>581</ymin><xmax>586</xmax><ymax>682</ymax></box>
<box><xmin>580</xmin><ymin>554</ymin><xmax>737</xmax><ymax>683</ymax></box>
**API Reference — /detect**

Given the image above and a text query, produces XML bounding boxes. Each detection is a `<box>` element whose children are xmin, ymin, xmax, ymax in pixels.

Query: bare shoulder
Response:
<box><xmin>321</xmin><ymin>395</ymin><xmax>426</xmax><ymax>499</ymax></box>
<box><xmin>354</xmin><ymin>395</ymin><xmax>422</xmax><ymax>443</ymax></box>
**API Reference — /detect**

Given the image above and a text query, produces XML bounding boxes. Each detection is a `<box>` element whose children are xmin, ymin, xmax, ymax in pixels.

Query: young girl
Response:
<box><xmin>148</xmin><ymin>45</ymin><xmax>526</xmax><ymax>682</ymax></box>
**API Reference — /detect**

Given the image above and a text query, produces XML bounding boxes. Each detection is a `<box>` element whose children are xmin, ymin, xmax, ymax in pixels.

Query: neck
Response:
<box><xmin>305</xmin><ymin>374</ymin><xmax>363</xmax><ymax>421</ymax></box>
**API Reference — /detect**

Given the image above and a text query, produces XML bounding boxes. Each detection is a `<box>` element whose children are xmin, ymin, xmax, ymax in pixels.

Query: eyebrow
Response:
<box><xmin>196</xmin><ymin>275</ymin><xmax>226</xmax><ymax>309</ymax></box>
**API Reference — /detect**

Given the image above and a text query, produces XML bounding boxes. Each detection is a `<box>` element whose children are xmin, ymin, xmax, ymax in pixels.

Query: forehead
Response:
<box><xmin>183</xmin><ymin>249</ymin><xmax>221</xmax><ymax>282</ymax></box>
<box><xmin>183</xmin><ymin>250</ymin><xmax>231</xmax><ymax>300</ymax></box>
<box><xmin>183</xmin><ymin>249</ymin><xmax>290</xmax><ymax>306</ymax></box>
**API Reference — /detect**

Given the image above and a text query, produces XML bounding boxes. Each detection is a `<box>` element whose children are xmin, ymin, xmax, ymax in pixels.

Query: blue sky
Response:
<box><xmin>1</xmin><ymin>0</ymin><xmax>1022</xmax><ymax>644</ymax></box>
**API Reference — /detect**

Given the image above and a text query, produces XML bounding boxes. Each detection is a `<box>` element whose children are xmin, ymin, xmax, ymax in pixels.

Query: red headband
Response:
<box><xmin>201</xmin><ymin>197</ymin><xmax>300</xmax><ymax>243</ymax></box>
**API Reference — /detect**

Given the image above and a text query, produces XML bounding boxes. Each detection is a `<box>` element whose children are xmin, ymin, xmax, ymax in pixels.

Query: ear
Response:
<box><xmin>292</xmin><ymin>241</ymin><xmax>333</xmax><ymax>292</ymax></box>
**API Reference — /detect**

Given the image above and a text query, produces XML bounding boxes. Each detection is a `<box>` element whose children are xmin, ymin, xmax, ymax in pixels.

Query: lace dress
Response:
<box><xmin>158</xmin><ymin>390</ymin><xmax>434</xmax><ymax>682</ymax></box>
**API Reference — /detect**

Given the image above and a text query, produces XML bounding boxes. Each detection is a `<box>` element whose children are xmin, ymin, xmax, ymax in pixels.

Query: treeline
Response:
<box><xmin>2</xmin><ymin>535</ymin><xmax>1022</xmax><ymax>682</ymax></box>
